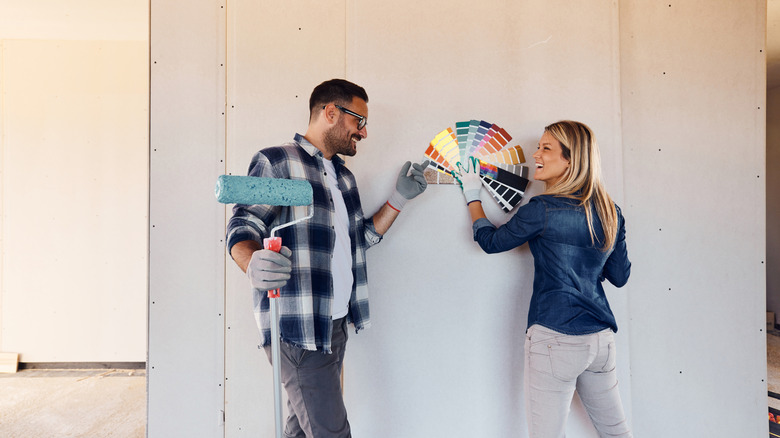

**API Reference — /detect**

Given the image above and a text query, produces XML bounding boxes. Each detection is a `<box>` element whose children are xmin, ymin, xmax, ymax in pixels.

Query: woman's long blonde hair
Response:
<box><xmin>543</xmin><ymin>120</ymin><xmax>618</xmax><ymax>251</ymax></box>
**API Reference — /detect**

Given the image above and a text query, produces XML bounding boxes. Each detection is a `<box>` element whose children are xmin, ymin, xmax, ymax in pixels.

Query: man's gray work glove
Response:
<box><xmin>247</xmin><ymin>246</ymin><xmax>292</xmax><ymax>291</ymax></box>
<box><xmin>387</xmin><ymin>159</ymin><xmax>430</xmax><ymax>211</ymax></box>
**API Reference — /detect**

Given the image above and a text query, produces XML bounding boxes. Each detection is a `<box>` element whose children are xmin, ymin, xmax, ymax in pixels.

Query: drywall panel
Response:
<box><xmin>343</xmin><ymin>1</ymin><xmax>627</xmax><ymax>437</ymax></box>
<box><xmin>148</xmin><ymin>1</ymin><xmax>226</xmax><ymax>436</ymax></box>
<box><xmin>223</xmin><ymin>2</ymin><xmax>347</xmax><ymax>436</ymax></box>
<box><xmin>0</xmin><ymin>39</ymin><xmax>147</xmax><ymax>362</ymax></box>
<box><xmin>619</xmin><ymin>1</ymin><xmax>767</xmax><ymax>436</ymax></box>
<box><xmin>221</xmin><ymin>1</ymin><xmax>629</xmax><ymax>436</ymax></box>
<box><xmin>769</xmin><ymin>87</ymin><xmax>780</xmax><ymax>318</ymax></box>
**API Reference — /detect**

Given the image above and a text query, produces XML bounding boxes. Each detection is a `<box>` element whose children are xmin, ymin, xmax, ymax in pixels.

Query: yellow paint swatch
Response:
<box><xmin>477</xmin><ymin>145</ymin><xmax>525</xmax><ymax>165</ymax></box>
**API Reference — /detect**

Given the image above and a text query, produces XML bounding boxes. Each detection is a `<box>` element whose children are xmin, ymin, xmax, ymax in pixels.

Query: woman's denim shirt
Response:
<box><xmin>473</xmin><ymin>194</ymin><xmax>630</xmax><ymax>335</ymax></box>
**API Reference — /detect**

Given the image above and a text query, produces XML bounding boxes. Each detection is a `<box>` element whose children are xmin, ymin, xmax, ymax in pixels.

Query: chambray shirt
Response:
<box><xmin>227</xmin><ymin>134</ymin><xmax>382</xmax><ymax>353</ymax></box>
<box><xmin>472</xmin><ymin>194</ymin><xmax>630</xmax><ymax>335</ymax></box>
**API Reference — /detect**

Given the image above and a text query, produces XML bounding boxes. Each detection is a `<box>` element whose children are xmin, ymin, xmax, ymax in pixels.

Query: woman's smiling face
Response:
<box><xmin>532</xmin><ymin>131</ymin><xmax>570</xmax><ymax>186</ymax></box>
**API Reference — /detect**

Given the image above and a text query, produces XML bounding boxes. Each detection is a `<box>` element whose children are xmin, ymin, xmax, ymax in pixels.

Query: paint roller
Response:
<box><xmin>215</xmin><ymin>174</ymin><xmax>314</xmax><ymax>438</ymax></box>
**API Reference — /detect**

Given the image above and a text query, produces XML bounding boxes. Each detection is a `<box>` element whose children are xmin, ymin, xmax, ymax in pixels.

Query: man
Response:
<box><xmin>227</xmin><ymin>78</ymin><xmax>428</xmax><ymax>438</ymax></box>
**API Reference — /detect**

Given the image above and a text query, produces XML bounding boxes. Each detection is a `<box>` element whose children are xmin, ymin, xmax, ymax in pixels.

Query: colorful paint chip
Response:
<box><xmin>424</xmin><ymin>119</ymin><xmax>531</xmax><ymax>212</ymax></box>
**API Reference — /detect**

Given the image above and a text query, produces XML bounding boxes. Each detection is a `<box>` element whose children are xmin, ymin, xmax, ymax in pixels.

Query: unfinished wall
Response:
<box><xmin>769</xmin><ymin>88</ymin><xmax>780</xmax><ymax>318</ymax></box>
<box><xmin>149</xmin><ymin>1</ymin><xmax>766</xmax><ymax>436</ymax></box>
<box><xmin>620</xmin><ymin>1</ymin><xmax>767</xmax><ymax>436</ymax></box>
<box><xmin>768</xmin><ymin>0</ymin><xmax>780</xmax><ymax>333</ymax></box>
<box><xmin>342</xmin><ymin>2</ymin><xmax>627</xmax><ymax>436</ymax></box>
<box><xmin>222</xmin><ymin>2</ymin><xmax>347</xmax><ymax>433</ymax></box>
<box><xmin>0</xmin><ymin>1</ymin><xmax>148</xmax><ymax>363</ymax></box>
<box><xmin>147</xmin><ymin>1</ymin><xmax>227</xmax><ymax>436</ymax></box>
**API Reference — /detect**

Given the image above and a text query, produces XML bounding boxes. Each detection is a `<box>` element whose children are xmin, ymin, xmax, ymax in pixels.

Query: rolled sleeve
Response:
<box><xmin>472</xmin><ymin>217</ymin><xmax>495</xmax><ymax>240</ymax></box>
<box><xmin>226</xmin><ymin>214</ymin><xmax>267</xmax><ymax>257</ymax></box>
<box><xmin>364</xmin><ymin>218</ymin><xmax>383</xmax><ymax>247</ymax></box>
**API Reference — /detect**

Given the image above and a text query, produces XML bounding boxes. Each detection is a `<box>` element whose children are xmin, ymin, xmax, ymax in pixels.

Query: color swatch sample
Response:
<box><xmin>423</xmin><ymin>120</ymin><xmax>530</xmax><ymax>212</ymax></box>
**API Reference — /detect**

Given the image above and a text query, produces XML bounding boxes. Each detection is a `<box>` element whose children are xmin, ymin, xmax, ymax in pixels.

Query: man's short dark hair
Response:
<box><xmin>309</xmin><ymin>79</ymin><xmax>368</xmax><ymax>120</ymax></box>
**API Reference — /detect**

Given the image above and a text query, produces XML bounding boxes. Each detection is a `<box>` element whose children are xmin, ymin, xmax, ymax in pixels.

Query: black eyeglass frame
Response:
<box><xmin>324</xmin><ymin>104</ymin><xmax>367</xmax><ymax>130</ymax></box>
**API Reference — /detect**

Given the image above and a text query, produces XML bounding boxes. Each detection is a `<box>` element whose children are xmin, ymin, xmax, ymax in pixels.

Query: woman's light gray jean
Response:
<box><xmin>524</xmin><ymin>324</ymin><xmax>632</xmax><ymax>437</ymax></box>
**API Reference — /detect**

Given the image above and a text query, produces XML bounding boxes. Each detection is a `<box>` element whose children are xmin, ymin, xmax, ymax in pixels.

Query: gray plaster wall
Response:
<box><xmin>149</xmin><ymin>1</ymin><xmax>767</xmax><ymax>436</ymax></box>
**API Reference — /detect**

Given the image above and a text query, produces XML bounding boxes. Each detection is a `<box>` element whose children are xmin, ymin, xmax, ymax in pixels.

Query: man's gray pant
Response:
<box><xmin>265</xmin><ymin>317</ymin><xmax>351</xmax><ymax>438</ymax></box>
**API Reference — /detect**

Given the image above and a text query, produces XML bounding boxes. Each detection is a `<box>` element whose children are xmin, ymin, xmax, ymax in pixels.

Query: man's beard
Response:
<box><xmin>324</xmin><ymin>122</ymin><xmax>358</xmax><ymax>157</ymax></box>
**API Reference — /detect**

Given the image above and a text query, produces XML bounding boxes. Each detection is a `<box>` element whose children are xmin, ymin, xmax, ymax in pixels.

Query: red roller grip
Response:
<box><xmin>263</xmin><ymin>236</ymin><xmax>283</xmax><ymax>298</ymax></box>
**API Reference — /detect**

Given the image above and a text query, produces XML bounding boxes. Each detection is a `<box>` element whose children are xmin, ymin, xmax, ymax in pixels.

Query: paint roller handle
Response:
<box><xmin>246</xmin><ymin>241</ymin><xmax>292</xmax><ymax>297</ymax></box>
<box><xmin>263</xmin><ymin>237</ymin><xmax>283</xmax><ymax>298</ymax></box>
<box><xmin>264</xmin><ymin>237</ymin><xmax>286</xmax><ymax>438</ymax></box>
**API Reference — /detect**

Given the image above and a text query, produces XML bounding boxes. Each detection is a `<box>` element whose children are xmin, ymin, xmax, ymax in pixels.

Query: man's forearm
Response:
<box><xmin>230</xmin><ymin>240</ymin><xmax>262</xmax><ymax>273</ymax></box>
<box><xmin>371</xmin><ymin>202</ymin><xmax>401</xmax><ymax>236</ymax></box>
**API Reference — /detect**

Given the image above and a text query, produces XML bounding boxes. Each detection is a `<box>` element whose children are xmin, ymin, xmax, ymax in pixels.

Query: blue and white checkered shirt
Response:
<box><xmin>227</xmin><ymin>134</ymin><xmax>382</xmax><ymax>353</ymax></box>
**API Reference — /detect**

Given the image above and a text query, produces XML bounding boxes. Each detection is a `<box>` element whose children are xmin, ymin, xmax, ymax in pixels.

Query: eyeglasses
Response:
<box><xmin>326</xmin><ymin>104</ymin><xmax>367</xmax><ymax>130</ymax></box>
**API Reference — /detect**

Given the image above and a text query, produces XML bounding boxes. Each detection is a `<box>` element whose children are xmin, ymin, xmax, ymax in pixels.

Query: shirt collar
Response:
<box><xmin>294</xmin><ymin>133</ymin><xmax>344</xmax><ymax>166</ymax></box>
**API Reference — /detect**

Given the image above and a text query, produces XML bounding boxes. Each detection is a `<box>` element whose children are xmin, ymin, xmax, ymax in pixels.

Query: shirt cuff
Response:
<box><xmin>226</xmin><ymin>226</ymin><xmax>263</xmax><ymax>257</ymax></box>
<box><xmin>364</xmin><ymin>218</ymin><xmax>383</xmax><ymax>246</ymax></box>
<box><xmin>471</xmin><ymin>217</ymin><xmax>494</xmax><ymax>240</ymax></box>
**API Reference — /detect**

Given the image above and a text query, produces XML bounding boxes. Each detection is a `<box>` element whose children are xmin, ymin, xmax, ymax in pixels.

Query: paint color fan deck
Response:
<box><xmin>424</xmin><ymin>120</ymin><xmax>530</xmax><ymax>212</ymax></box>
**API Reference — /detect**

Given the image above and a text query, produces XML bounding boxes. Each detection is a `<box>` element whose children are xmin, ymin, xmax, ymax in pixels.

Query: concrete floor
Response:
<box><xmin>0</xmin><ymin>339</ymin><xmax>777</xmax><ymax>437</ymax></box>
<box><xmin>0</xmin><ymin>368</ymin><xmax>146</xmax><ymax>438</ymax></box>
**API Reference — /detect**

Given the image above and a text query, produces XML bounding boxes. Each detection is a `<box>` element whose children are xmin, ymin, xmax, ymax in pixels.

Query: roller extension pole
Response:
<box><xmin>263</xmin><ymin>235</ymin><xmax>284</xmax><ymax>438</ymax></box>
<box><xmin>215</xmin><ymin>175</ymin><xmax>314</xmax><ymax>438</ymax></box>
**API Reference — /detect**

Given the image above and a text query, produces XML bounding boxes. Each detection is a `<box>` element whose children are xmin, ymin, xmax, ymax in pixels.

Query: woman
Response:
<box><xmin>456</xmin><ymin>120</ymin><xmax>632</xmax><ymax>437</ymax></box>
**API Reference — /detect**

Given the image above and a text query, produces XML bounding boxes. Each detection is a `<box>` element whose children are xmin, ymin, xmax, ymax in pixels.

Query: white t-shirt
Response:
<box><xmin>322</xmin><ymin>158</ymin><xmax>353</xmax><ymax>319</ymax></box>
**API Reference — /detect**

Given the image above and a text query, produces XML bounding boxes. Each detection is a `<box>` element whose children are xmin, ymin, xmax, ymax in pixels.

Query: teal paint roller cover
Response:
<box><xmin>215</xmin><ymin>175</ymin><xmax>313</xmax><ymax>206</ymax></box>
